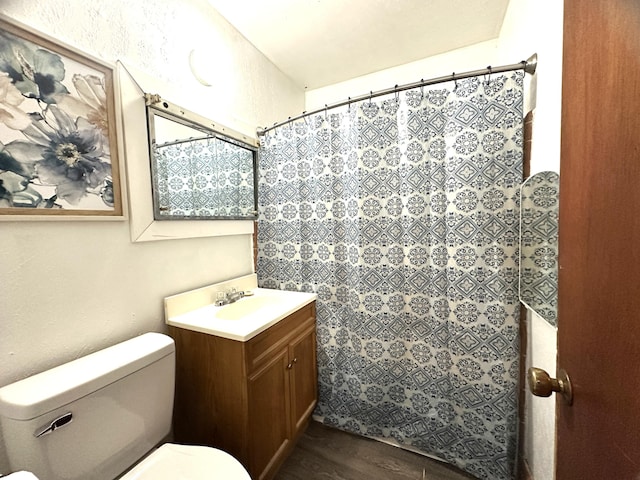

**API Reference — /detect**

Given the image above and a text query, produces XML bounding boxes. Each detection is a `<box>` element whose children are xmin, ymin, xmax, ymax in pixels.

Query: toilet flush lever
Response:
<box><xmin>35</xmin><ymin>412</ymin><xmax>73</xmax><ymax>438</ymax></box>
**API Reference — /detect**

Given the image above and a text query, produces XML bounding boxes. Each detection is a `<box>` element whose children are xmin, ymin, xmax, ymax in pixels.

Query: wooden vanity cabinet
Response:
<box><xmin>169</xmin><ymin>301</ymin><xmax>317</xmax><ymax>480</ymax></box>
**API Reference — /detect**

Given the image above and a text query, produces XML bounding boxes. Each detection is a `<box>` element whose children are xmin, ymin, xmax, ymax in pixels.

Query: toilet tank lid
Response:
<box><xmin>0</xmin><ymin>333</ymin><xmax>175</xmax><ymax>421</ymax></box>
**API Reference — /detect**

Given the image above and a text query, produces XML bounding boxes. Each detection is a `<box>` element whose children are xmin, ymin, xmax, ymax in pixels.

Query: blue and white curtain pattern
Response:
<box><xmin>257</xmin><ymin>72</ymin><xmax>523</xmax><ymax>480</ymax></box>
<box><xmin>519</xmin><ymin>171</ymin><xmax>559</xmax><ymax>327</ymax></box>
<box><xmin>154</xmin><ymin>137</ymin><xmax>254</xmax><ymax>217</ymax></box>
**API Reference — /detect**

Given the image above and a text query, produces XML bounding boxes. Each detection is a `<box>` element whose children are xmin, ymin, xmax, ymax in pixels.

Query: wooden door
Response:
<box><xmin>289</xmin><ymin>324</ymin><xmax>318</xmax><ymax>434</ymax></box>
<box><xmin>248</xmin><ymin>348</ymin><xmax>291</xmax><ymax>480</ymax></box>
<box><xmin>557</xmin><ymin>1</ymin><xmax>640</xmax><ymax>478</ymax></box>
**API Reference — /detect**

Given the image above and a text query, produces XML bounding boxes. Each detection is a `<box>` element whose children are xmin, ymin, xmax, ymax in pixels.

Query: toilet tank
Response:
<box><xmin>0</xmin><ymin>333</ymin><xmax>175</xmax><ymax>480</ymax></box>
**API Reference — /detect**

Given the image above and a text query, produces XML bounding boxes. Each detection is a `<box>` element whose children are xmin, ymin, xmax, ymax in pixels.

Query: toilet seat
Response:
<box><xmin>119</xmin><ymin>443</ymin><xmax>251</xmax><ymax>479</ymax></box>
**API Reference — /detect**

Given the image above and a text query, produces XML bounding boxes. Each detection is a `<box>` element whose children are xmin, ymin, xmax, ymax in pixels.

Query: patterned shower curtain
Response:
<box><xmin>257</xmin><ymin>72</ymin><xmax>523</xmax><ymax>480</ymax></box>
<box><xmin>154</xmin><ymin>137</ymin><xmax>254</xmax><ymax>217</ymax></box>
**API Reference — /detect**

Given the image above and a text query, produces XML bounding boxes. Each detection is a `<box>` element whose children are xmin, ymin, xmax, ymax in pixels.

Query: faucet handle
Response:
<box><xmin>214</xmin><ymin>291</ymin><xmax>227</xmax><ymax>307</ymax></box>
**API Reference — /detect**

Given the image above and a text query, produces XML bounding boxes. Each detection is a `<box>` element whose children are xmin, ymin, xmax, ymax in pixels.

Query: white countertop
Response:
<box><xmin>166</xmin><ymin>287</ymin><xmax>316</xmax><ymax>341</ymax></box>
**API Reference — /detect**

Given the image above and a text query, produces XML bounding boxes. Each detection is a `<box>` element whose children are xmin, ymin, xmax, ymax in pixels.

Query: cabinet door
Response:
<box><xmin>248</xmin><ymin>347</ymin><xmax>291</xmax><ymax>480</ymax></box>
<box><xmin>289</xmin><ymin>324</ymin><xmax>318</xmax><ymax>434</ymax></box>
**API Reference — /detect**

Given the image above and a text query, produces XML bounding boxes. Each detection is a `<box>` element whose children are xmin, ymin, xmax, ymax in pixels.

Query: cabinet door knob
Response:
<box><xmin>286</xmin><ymin>358</ymin><xmax>298</xmax><ymax>370</ymax></box>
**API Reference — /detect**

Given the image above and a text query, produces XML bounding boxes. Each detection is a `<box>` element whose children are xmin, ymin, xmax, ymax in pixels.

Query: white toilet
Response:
<box><xmin>0</xmin><ymin>333</ymin><xmax>251</xmax><ymax>480</ymax></box>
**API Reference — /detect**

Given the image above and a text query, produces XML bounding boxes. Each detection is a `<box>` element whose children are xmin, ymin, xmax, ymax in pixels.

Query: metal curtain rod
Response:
<box><xmin>257</xmin><ymin>53</ymin><xmax>538</xmax><ymax>136</ymax></box>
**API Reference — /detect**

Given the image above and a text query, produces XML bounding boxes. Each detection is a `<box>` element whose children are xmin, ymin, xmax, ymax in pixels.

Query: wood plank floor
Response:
<box><xmin>275</xmin><ymin>421</ymin><xmax>476</xmax><ymax>480</ymax></box>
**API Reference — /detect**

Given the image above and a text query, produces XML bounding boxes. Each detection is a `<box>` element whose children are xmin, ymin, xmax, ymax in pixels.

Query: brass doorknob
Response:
<box><xmin>527</xmin><ymin>367</ymin><xmax>573</xmax><ymax>405</ymax></box>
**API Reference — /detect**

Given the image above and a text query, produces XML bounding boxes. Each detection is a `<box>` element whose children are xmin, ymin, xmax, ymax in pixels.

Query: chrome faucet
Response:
<box><xmin>214</xmin><ymin>287</ymin><xmax>245</xmax><ymax>306</ymax></box>
<box><xmin>226</xmin><ymin>287</ymin><xmax>244</xmax><ymax>303</ymax></box>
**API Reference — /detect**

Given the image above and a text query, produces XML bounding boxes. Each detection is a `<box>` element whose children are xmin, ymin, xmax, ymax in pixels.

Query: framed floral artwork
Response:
<box><xmin>0</xmin><ymin>16</ymin><xmax>123</xmax><ymax>218</ymax></box>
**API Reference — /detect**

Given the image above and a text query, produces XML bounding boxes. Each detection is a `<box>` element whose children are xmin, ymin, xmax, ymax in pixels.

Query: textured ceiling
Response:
<box><xmin>207</xmin><ymin>0</ymin><xmax>511</xmax><ymax>90</ymax></box>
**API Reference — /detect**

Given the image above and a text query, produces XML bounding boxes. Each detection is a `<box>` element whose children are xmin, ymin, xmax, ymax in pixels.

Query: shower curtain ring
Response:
<box><xmin>324</xmin><ymin>104</ymin><xmax>328</xmax><ymax>122</ymax></box>
<box><xmin>369</xmin><ymin>90</ymin><xmax>373</xmax><ymax>105</ymax></box>
<box><xmin>420</xmin><ymin>80</ymin><xmax>425</xmax><ymax>101</ymax></box>
<box><xmin>394</xmin><ymin>85</ymin><xmax>399</xmax><ymax>103</ymax></box>
<box><xmin>485</xmin><ymin>66</ymin><xmax>492</xmax><ymax>85</ymax></box>
<box><xmin>452</xmin><ymin>72</ymin><xmax>458</xmax><ymax>91</ymax></box>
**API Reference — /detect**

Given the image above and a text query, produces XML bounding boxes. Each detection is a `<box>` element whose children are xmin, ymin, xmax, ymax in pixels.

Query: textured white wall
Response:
<box><xmin>305</xmin><ymin>40</ymin><xmax>500</xmax><ymax>111</ymax></box>
<box><xmin>0</xmin><ymin>0</ymin><xmax>303</xmax><ymax>473</ymax></box>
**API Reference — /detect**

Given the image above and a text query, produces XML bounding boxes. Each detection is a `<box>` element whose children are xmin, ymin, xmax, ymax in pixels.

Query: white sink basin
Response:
<box><xmin>214</xmin><ymin>295</ymin><xmax>281</xmax><ymax>320</ymax></box>
<box><xmin>166</xmin><ymin>286</ymin><xmax>316</xmax><ymax>341</ymax></box>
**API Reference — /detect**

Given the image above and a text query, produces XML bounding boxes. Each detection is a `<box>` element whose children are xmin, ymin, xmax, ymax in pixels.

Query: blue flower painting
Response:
<box><xmin>0</xmin><ymin>19</ymin><xmax>121</xmax><ymax>216</ymax></box>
